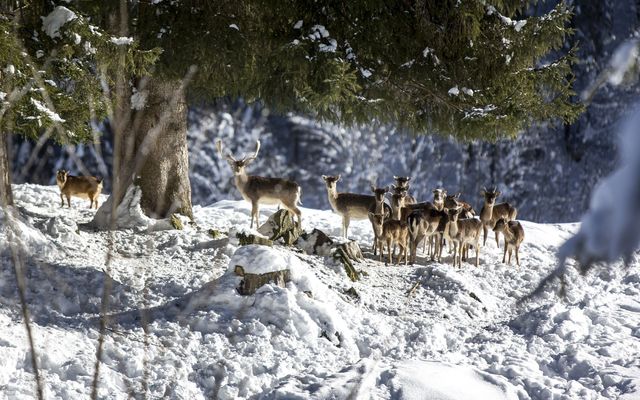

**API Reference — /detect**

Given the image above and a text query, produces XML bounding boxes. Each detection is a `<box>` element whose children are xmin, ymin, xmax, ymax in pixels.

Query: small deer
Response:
<box><xmin>322</xmin><ymin>175</ymin><xmax>390</xmax><ymax>238</ymax></box>
<box><xmin>493</xmin><ymin>218</ymin><xmax>525</xmax><ymax>267</ymax></box>
<box><xmin>370</xmin><ymin>184</ymin><xmax>391</xmax><ymax>255</ymax></box>
<box><xmin>369</xmin><ymin>212</ymin><xmax>408</xmax><ymax>265</ymax></box>
<box><xmin>445</xmin><ymin>207</ymin><xmax>482</xmax><ymax>268</ymax></box>
<box><xmin>407</xmin><ymin>208</ymin><xmax>448</xmax><ymax>264</ymax></box>
<box><xmin>392</xmin><ymin>176</ymin><xmax>417</xmax><ymax>203</ymax></box>
<box><xmin>56</xmin><ymin>170</ymin><xmax>103</xmax><ymax>209</ymax></box>
<box><xmin>217</xmin><ymin>140</ymin><xmax>302</xmax><ymax>229</ymax></box>
<box><xmin>480</xmin><ymin>187</ymin><xmax>517</xmax><ymax>248</ymax></box>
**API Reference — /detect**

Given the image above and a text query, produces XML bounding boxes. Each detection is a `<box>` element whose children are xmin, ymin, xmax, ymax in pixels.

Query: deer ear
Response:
<box><xmin>393</xmin><ymin>176</ymin><xmax>399</xmax><ymax>180</ymax></box>
<box><xmin>336</xmin><ymin>174</ymin><xmax>341</xmax><ymax>181</ymax></box>
<box><xmin>370</xmin><ymin>183</ymin><xmax>376</xmax><ymax>193</ymax></box>
<box><xmin>322</xmin><ymin>175</ymin><xmax>328</xmax><ymax>181</ymax></box>
<box><xmin>496</xmin><ymin>191</ymin><xmax>502</xmax><ymax>197</ymax></box>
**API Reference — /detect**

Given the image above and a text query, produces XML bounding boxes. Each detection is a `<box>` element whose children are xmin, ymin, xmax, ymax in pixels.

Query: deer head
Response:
<box><xmin>216</xmin><ymin>140</ymin><xmax>261</xmax><ymax>176</ymax></box>
<box><xmin>481</xmin><ymin>187</ymin><xmax>501</xmax><ymax>205</ymax></box>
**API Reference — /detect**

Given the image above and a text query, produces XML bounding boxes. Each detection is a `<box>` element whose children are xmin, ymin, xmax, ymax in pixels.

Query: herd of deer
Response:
<box><xmin>54</xmin><ymin>139</ymin><xmax>525</xmax><ymax>269</ymax></box>
<box><xmin>216</xmin><ymin>139</ymin><xmax>525</xmax><ymax>268</ymax></box>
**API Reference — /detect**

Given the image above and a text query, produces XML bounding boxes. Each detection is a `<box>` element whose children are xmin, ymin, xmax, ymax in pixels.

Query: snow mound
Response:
<box><xmin>41</xmin><ymin>6</ymin><xmax>77</xmax><ymax>39</ymax></box>
<box><xmin>383</xmin><ymin>360</ymin><xmax>518</xmax><ymax>400</ymax></box>
<box><xmin>0</xmin><ymin>207</ymin><xmax>50</xmax><ymax>254</ymax></box>
<box><xmin>90</xmin><ymin>185</ymin><xmax>173</xmax><ymax>231</ymax></box>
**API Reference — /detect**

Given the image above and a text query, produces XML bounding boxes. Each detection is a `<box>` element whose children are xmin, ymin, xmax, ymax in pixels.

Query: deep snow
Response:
<box><xmin>0</xmin><ymin>184</ymin><xmax>639</xmax><ymax>399</ymax></box>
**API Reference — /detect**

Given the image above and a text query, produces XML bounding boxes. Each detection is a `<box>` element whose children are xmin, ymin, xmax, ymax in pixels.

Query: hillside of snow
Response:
<box><xmin>1</xmin><ymin>184</ymin><xmax>639</xmax><ymax>399</ymax></box>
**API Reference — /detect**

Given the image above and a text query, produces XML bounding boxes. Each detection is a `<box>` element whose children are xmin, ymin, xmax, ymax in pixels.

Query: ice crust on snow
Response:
<box><xmin>41</xmin><ymin>6</ymin><xmax>77</xmax><ymax>39</ymax></box>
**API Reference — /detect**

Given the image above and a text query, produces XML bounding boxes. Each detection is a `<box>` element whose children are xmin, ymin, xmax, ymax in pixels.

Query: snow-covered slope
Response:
<box><xmin>1</xmin><ymin>184</ymin><xmax>639</xmax><ymax>399</ymax></box>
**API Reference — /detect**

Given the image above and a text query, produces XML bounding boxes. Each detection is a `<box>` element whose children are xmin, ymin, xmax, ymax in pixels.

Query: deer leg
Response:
<box><xmin>60</xmin><ymin>193</ymin><xmax>64</xmax><ymax>207</ymax></box>
<box><xmin>386</xmin><ymin>238</ymin><xmax>393</xmax><ymax>265</ymax></box>
<box><xmin>516</xmin><ymin>246</ymin><xmax>520</xmax><ymax>267</ymax></box>
<box><xmin>378</xmin><ymin>239</ymin><xmax>383</xmax><ymax>262</ymax></box>
<box><xmin>483</xmin><ymin>225</ymin><xmax>488</xmax><ymax>246</ymax></box>
<box><xmin>66</xmin><ymin>194</ymin><xmax>71</xmax><ymax>208</ymax></box>
<box><xmin>342</xmin><ymin>216</ymin><xmax>350</xmax><ymax>238</ymax></box>
<box><xmin>250</xmin><ymin>201</ymin><xmax>258</xmax><ymax>228</ymax></box>
<box><xmin>289</xmin><ymin>205</ymin><xmax>302</xmax><ymax>228</ymax></box>
<box><xmin>403</xmin><ymin>239</ymin><xmax>408</xmax><ymax>265</ymax></box>
<box><xmin>495</xmin><ymin>231</ymin><xmax>500</xmax><ymax>249</ymax></box>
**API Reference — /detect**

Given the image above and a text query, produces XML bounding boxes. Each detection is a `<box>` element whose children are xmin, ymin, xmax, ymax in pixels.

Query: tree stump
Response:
<box><xmin>296</xmin><ymin>229</ymin><xmax>334</xmax><ymax>256</ymax></box>
<box><xmin>257</xmin><ymin>209</ymin><xmax>302</xmax><ymax>245</ymax></box>
<box><xmin>234</xmin><ymin>265</ymin><xmax>291</xmax><ymax>295</ymax></box>
<box><xmin>332</xmin><ymin>241</ymin><xmax>363</xmax><ymax>282</ymax></box>
<box><xmin>236</xmin><ymin>232</ymin><xmax>273</xmax><ymax>246</ymax></box>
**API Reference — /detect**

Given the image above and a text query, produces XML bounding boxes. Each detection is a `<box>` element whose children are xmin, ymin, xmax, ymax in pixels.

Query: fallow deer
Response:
<box><xmin>480</xmin><ymin>187</ymin><xmax>517</xmax><ymax>248</ymax></box>
<box><xmin>392</xmin><ymin>176</ymin><xmax>417</xmax><ymax>204</ymax></box>
<box><xmin>369</xmin><ymin>184</ymin><xmax>391</xmax><ymax>255</ymax></box>
<box><xmin>493</xmin><ymin>218</ymin><xmax>525</xmax><ymax>267</ymax></box>
<box><xmin>445</xmin><ymin>207</ymin><xmax>482</xmax><ymax>268</ymax></box>
<box><xmin>369</xmin><ymin>212</ymin><xmax>408</xmax><ymax>265</ymax></box>
<box><xmin>407</xmin><ymin>208</ymin><xmax>448</xmax><ymax>264</ymax></box>
<box><xmin>56</xmin><ymin>170</ymin><xmax>103</xmax><ymax>209</ymax></box>
<box><xmin>322</xmin><ymin>175</ymin><xmax>390</xmax><ymax>238</ymax></box>
<box><xmin>217</xmin><ymin>140</ymin><xmax>302</xmax><ymax>229</ymax></box>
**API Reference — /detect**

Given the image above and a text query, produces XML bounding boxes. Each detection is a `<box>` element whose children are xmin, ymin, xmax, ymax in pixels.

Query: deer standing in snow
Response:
<box><xmin>369</xmin><ymin>212</ymin><xmax>409</xmax><ymax>265</ymax></box>
<box><xmin>445</xmin><ymin>207</ymin><xmax>482</xmax><ymax>268</ymax></box>
<box><xmin>493</xmin><ymin>218</ymin><xmax>525</xmax><ymax>267</ymax></box>
<box><xmin>322</xmin><ymin>175</ymin><xmax>391</xmax><ymax>238</ymax></box>
<box><xmin>407</xmin><ymin>207</ymin><xmax>448</xmax><ymax>264</ymax></box>
<box><xmin>480</xmin><ymin>187</ymin><xmax>517</xmax><ymax>248</ymax></box>
<box><xmin>56</xmin><ymin>170</ymin><xmax>103</xmax><ymax>209</ymax></box>
<box><xmin>217</xmin><ymin>140</ymin><xmax>302</xmax><ymax>228</ymax></box>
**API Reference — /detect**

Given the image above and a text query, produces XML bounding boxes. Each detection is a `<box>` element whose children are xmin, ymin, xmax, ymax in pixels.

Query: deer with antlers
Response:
<box><xmin>217</xmin><ymin>140</ymin><xmax>302</xmax><ymax>229</ymax></box>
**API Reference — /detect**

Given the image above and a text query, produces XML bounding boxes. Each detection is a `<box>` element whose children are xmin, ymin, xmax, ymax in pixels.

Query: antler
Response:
<box><xmin>244</xmin><ymin>140</ymin><xmax>261</xmax><ymax>163</ymax></box>
<box><xmin>216</xmin><ymin>139</ymin><xmax>236</xmax><ymax>162</ymax></box>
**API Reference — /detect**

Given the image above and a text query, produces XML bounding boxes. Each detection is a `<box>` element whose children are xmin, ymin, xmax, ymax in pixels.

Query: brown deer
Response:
<box><xmin>493</xmin><ymin>218</ymin><xmax>525</xmax><ymax>267</ymax></box>
<box><xmin>322</xmin><ymin>175</ymin><xmax>390</xmax><ymax>238</ymax></box>
<box><xmin>369</xmin><ymin>212</ymin><xmax>409</xmax><ymax>265</ymax></box>
<box><xmin>407</xmin><ymin>208</ymin><xmax>448</xmax><ymax>264</ymax></box>
<box><xmin>445</xmin><ymin>207</ymin><xmax>482</xmax><ymax>268</ymax></box>
<box><xmin>217</xmin><ymin>140</ymin><xmax>302</xmax><ymax>229</ymax></box>
<box><xmin>392</xmin><ymin>176</ymin><xmax>417</xmax><ymax>204</ymax></box>
<box><xmin>480</xmin><ymin>187</ymin><xmax>517</xmax><ymax>248</ymax></box>
<box><xmin>369</xmin><ymin>184</ymin><xmax>391</xmax><ymax>255</ymax></box>
<box><xmin>56</xmin><ymin>170</ymin><xmax>103</xmax><ymax>209</ymax></box>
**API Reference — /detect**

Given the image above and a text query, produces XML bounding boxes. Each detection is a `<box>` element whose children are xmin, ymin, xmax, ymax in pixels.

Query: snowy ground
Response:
<box><xmin>1</xmin><ymin>184</ymin><xmax>639</xmax><ymax>399</ymax></box>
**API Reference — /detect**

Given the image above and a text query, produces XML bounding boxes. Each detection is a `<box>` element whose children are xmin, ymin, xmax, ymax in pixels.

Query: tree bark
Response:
<box><xmin>0</xmin><ymin>133</ymin><xmax>14</xmax><ymax>207</ymax></box>
<box><xmin>132</xmin><ymin>77</ymin><xmax>193</xmax><ymax>219</ymax></box>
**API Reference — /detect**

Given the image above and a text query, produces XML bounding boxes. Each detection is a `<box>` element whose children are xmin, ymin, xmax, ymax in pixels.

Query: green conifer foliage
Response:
<box><xmin>133</xmin><ymin>0</ymin><xmax>580</xmax><ymax>139</ymax></box>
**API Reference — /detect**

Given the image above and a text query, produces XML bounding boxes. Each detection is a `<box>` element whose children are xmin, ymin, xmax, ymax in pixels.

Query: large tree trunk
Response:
<box><xmin>133</xmin><ymin>77</ymin><xmax>192</xmax><ymax>219</ymax></box>
<box><xmin>0</xmin><ymin>133</ymin><xmax>14</xmax><ymax>207</ymax></box>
